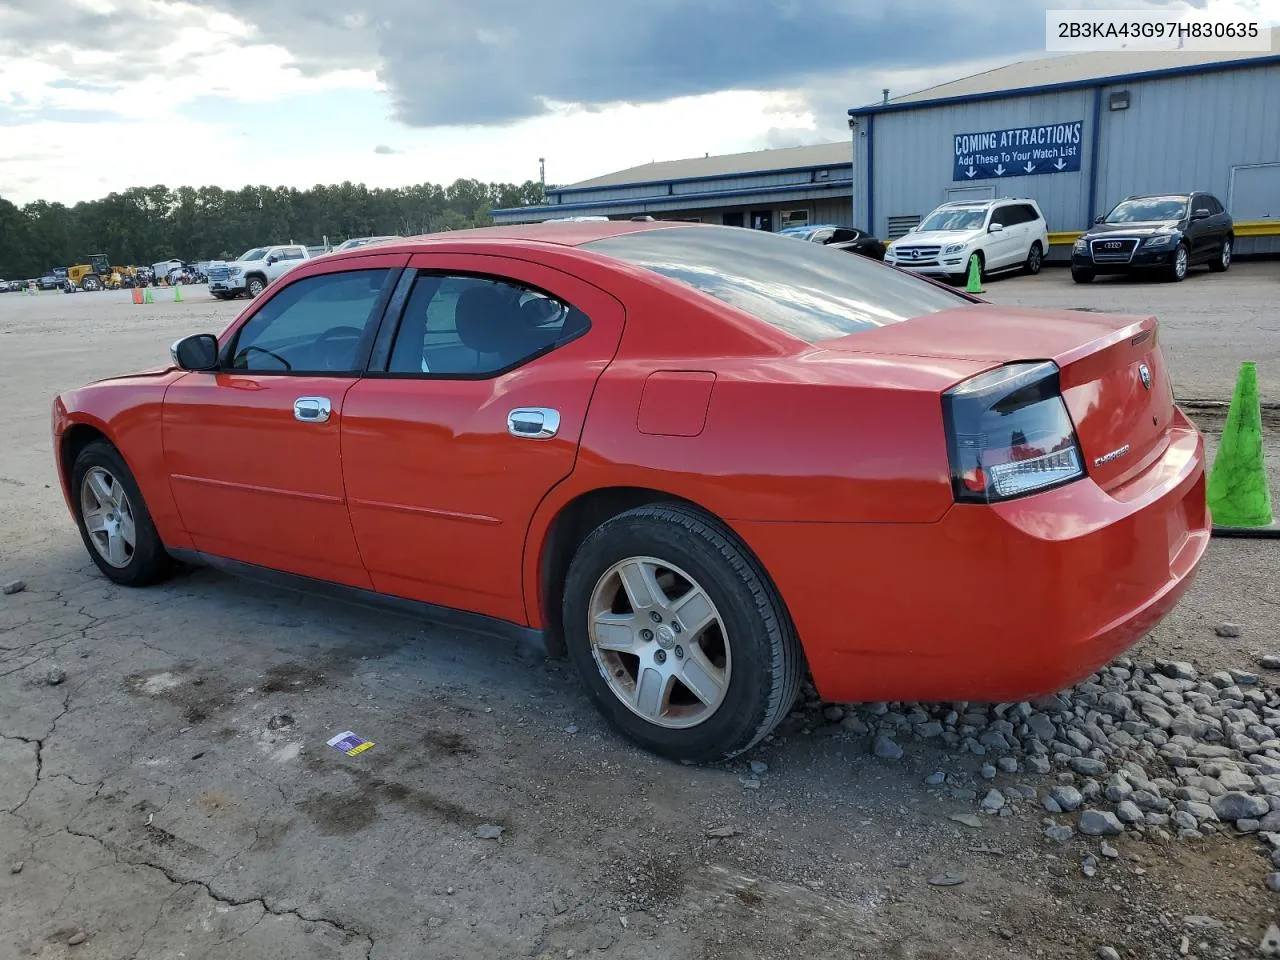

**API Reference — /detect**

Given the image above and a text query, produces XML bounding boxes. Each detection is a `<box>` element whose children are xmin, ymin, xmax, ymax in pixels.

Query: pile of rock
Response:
<box><xmin>796</xmin><ymin>653</ymin><xmax>1280</xmax><ymax>888</ymax></box>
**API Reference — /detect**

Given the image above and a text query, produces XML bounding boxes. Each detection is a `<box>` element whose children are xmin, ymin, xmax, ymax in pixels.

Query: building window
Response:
<box><xmin>780</xmin><ymin>209</ymin><xmax>810</xmax><ymax>229</ymax></box>
<box><xmin>722</xmin><ymin>212</ymin><xmax>745</xmax><ymax>228</ymax></box>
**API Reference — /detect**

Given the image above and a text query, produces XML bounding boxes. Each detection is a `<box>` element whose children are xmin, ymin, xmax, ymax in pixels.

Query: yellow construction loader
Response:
<box><xmin>66</xmin><ymin>254</ymin><xmax>136</xmax><ymax>291</ymax></box>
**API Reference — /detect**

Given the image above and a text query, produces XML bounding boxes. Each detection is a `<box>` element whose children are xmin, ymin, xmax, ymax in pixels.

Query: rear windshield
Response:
<box><xmin>586</xmin><ymin>226</ymin><xmax>966</xmax><ymax>343</ymax></box>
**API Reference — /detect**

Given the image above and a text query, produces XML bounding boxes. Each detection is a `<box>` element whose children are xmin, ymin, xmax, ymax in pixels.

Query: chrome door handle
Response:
<box><xmin>507</xmin><ymin>407</ymin><xmax>560</xmax><ymax>439</ymax></box>
<box><xmin>294</xmin><ymin>397</ymin><xmax>332</xmax><ymax>423</ymax></box>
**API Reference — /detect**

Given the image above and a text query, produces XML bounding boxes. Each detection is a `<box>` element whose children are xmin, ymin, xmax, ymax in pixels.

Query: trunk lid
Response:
<box><xmin>826</xmin><ymin>304</ymin><xmax>1177</xmax><ymax>490</ymax></box>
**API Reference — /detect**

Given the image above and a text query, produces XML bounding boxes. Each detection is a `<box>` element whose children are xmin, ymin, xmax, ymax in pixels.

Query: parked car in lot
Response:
<box><xmin>38</xmin><ymin>271</ymin><xmax>64</xmax><ymax>290</ymax></box>
<box><xmin>885</xmin><ymin>198</ymin><xmax>1049</xmax><ymax>282</ymax></box>
<box><xmin>1071</xmin><ymin>193</ymin><xmax>1233</xmax><ymax>283</ymax></box>
<box><xmin>780</xmin><ymin>224</ymin><xmax>886</xmax><ymax>260</ymax></box>
<box><xmin>206</xmin><ymin>244</ymin><xmax>311</xmax><ymax>299</ymax></box>
<box><xmin>51</xmin><ymin>222</ymin><xmax>1208</xmax><ymax>762</ymax></box>
<box><xmin>333</xmin><ymin>235</ymin><xmax>401</xmax><ymax>252</ymax></box>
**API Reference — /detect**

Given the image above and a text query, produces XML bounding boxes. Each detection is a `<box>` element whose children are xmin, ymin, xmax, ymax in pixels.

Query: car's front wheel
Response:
<box><xmin>71</xmin><ymin>441</ymin><xmax>172</xmax><ymax>587</ymax></box>
<box><xmin>563</xmin><ymin>504</ymin><xmax>803</xmax><ymax>763</ymax></box>
<box><xmin>246</xmin><ymin>276</ymin><xmax>266</xmax><ymax>298</ymax></box>
<box><xmin>1208</xmin><ymin>237</ymin><xmax>1232</xmax><ymax>273</ymax></box>
<box><xmin>1167</xmin><ymin>243</ymin><xmax>1190</xmax><ymax>282</ymax></box>
<box><xmin>1071</xmin><ymin>267</ymin><xmax>1095</xmax><ymax>284</ymax></box>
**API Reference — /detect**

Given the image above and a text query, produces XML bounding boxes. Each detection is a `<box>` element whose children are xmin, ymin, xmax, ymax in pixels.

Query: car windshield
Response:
<box><xmin>1105</xmin><ymin>197</ymin><xmax>1188</xmax><ymax>223</ymax></box>
<box><xmin>586</xmin><ymin>226</ymin><xmax>967</xmax><ymax>343</ymax></box>
<box><xmin>239</xmin><ymin>248</ymin><xmax>268</xmax><ymax>261</ymax></box>
<box><xmin>919</xmin><ymin>209</ymin><xmax>987</xmax><ymax>231</ymax></box>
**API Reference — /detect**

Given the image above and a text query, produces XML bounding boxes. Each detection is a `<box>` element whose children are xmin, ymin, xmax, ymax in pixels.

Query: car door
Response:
<box><xmin>162</xmin><ymin>256</ymin><xmax>406</xmax><ymax>587</ymax></box>
<box><xmin>1205</xmin><ymin>195</ymin><xmax>1230</xmax><ymax>255</ymax></box>
<box><xmin>985</xmin><ymin>205</ymin><xmax>1021</xmax><ymax>268</ymax></box>
<box><xmin>1186</xmin><ymin>194</ymin><xmax>1213</xmax><ymax>261</ymax></box>
<box><xmin>340</xmin><ymin>253</ymin><xmax>626</xmax><ymax>625</ymax></box>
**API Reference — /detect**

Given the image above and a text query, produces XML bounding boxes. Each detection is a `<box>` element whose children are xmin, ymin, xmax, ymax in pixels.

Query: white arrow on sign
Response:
<box><xmin>1023</xmin><ymin>161</ymin><xmax>1035</xmax><ymax>173</ymax></box>
<box><xmin>993</xmin><ymin>163</ymin><xmax>1006</xmax><ymax>176</ymax></box>
<box><xmin>965</xmin><ymin>166</ymin><xmax>976</xmax><ymax>178</ymax></box>
<box><xmin>1054</xmin><ymin>158</ymin><xmax>1068</xmax><ymax>170</ymax></box>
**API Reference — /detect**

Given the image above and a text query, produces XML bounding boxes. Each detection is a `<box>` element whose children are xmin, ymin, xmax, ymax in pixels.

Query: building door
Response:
<box><xmin>750</xmin><ymin>210</ymin><xmax>773</xmax><ymax>231</ymax></box>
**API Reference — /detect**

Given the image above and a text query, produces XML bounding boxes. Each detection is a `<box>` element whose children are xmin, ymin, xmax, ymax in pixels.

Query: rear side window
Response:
<box><xmin>586</xmin><ymin>226</ymin><xmax>966</xmax><ymax>343</ymax></box>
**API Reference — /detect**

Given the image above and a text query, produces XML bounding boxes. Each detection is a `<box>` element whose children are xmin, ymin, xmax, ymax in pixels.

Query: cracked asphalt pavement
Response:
<box><xmin>2</xmin><ymin>272</ymin><xmax>1279</xmax><ymax>959</ymax></box>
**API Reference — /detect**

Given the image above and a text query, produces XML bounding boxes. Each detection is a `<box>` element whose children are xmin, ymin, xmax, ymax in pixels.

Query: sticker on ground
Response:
<box><xmin>327</xmin><ymin>731</ymin><xmax>375</xmax><ymax>756</ymax></box>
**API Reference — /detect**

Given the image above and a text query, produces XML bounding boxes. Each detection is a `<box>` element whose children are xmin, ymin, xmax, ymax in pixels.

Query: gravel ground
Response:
<box><xmin>1</xmin><ymin>281</ymin><xmax>1278</xmax><ymax>959</ymax></box>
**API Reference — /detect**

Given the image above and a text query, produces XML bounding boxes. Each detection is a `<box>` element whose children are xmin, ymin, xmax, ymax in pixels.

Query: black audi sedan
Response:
<box><xmin>1071</xmin><ymin>193</ymin><xmax>1233</xmax><ymax>283</ymax></box>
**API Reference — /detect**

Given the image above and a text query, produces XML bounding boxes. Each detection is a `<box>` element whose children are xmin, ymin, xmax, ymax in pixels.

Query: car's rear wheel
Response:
<box><xmin>1167</xmin><ymin>243</ymin><xmax>1189</xmax><ymax>282</ymax></box>
<box><xmin>1071</xmin><ymin>267</ymin><xmax>1095</xmax><ymax>284</ymax></box>
<box><xmin>72</xmin><ymin>441</ymin><xmax>172</xmax><ymax>587</ymax></box>
<box><xmin>1208</xmin><ymin>237</ymin><xmax>1232</xmax><ymax>273</ymax></box>
<box><xmin>563</xmin><ymin>504</ymin><xmax>803</xmax><ymax>763</ymax></box>
<box><xmin>1024</xmin><ymin>242</ymin><xmax>1043</xmax><ymax>275</ymax></box>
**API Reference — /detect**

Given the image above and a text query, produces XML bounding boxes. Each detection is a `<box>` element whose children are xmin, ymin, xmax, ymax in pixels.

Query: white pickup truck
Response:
<box><xmin>206</xmin><ymin>244</ymin><xmax>310</xmax><ymax>299</ymax></box>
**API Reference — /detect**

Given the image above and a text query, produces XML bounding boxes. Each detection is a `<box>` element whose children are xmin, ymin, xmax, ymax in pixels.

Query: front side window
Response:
<box><xmin>587</xmin><ymin>226</ymin><xmax>967</xmax><ymax>344</ymax></box>
<box><xmin>279</xmin><ymin>248</ymin><xmax>306</xmax><ymax>261</ymax></box>
<box><xmin>228</xmin><ymin>269</ymin><xmax>392</xmax><ymax>373</ymax></box>
<box><xmin>920</xmin><ymin>208</ymin><xmax>987</xmax><ymax>231</ymax></box>
<box><xmin>386</xmin><ymin>273</ymin><xmax>590</xmax><ymax>376</ymax></box>
<box><xmin>1105</xmin><ymin>197</ymin><xmax>1189</xmax><ymax>223</ymax></box>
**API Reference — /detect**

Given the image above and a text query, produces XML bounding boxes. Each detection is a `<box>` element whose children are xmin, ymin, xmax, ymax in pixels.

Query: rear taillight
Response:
<box><xmin>942</xmin><ymin>361</ymin><xmax>1085</xmax><ymax>504</ymax></box>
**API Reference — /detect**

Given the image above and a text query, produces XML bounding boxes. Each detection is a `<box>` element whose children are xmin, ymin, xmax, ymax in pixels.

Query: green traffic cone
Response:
<box><xmin>143</xmin><ymin>287</ymin><xmax>154</xmax><ymax>304</ymax></box>
<box><xmin>173</xmin><ymin>285</ymin><xmax>183</xmax><ymax>303</ymax></box>
<box><xmin>1206</xmin><ymin>361</ymin><xmax>1275</xmax><ymax>532</ymax></box>
<box><xmin>965</xmin><ymin>254</ymin><xmax>984</xmax><ymax>294</ymax></box>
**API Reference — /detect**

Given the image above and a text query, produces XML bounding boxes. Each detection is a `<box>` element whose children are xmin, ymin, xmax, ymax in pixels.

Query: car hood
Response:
<box><xmin>1083</xmin><ymin>220</ymin><xmax>1182</xmax><ymax>237</ymax></box>
<box><xmin>890</xmin><ymin>229</ymin><xmax>981</xmax><ymax>248</ymax></box>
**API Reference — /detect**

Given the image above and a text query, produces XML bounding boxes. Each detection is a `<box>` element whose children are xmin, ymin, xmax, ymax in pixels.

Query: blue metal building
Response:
<box><xmin>849</xmin><ymin>35</ymin><xmax>1280</xmax><ymax>255</ymax></box>
<box><xmin>489</xmin><ymin>142</ymin><xmax>852</xmax><ymax>231</ymax></box>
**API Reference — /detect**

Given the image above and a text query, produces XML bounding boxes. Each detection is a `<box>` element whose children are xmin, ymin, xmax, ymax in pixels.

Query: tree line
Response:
<box><xmin>0</xmin><ymin>178</ymin><xmax>547</xmax><ymax>279</ymax></box>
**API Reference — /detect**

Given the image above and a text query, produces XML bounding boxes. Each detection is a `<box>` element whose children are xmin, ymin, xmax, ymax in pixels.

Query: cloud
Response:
<box><xmin>373</xmin><ymin>144</ymin><xmax>399</xmax><ymax>154</ymax></box>
<box><xmin>183</xmin><ymin>0</ymin><xmax>1240</xmax><ymax>128</ymax></box>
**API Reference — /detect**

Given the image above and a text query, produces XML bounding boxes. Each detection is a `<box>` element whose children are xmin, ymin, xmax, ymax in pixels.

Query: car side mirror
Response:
<box><xmin>988</xmin><ymin>223</ymin><xmax>1004</xmax><ymax>233</ymax></box>
<box><xmin>266</xmin><ymin>254</ymin><xmax>280</xmax><ymax>264</ymax></box>
<box><xmin>1192</xmin><ymin>208</ymin><xmax>1211</xmax><ymax>219</ymax></box>
<box><xmin>1094</xmin><ymin>214</ymin><xmax>1106</xmax><ymax>224</ymax></box>
<box><xmin>171</xmin><ymin>334</ymin><xmax>219</xmax><ymax>372</ymax></box>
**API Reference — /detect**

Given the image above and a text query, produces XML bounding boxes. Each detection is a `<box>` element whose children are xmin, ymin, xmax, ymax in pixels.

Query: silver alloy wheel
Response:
<box><xmin>1222</xmin><ymin>240</ymin><xmax>1232</xmax><ymax>268</ymax></box>
<box><xmin>247</xmin><ymin>278</ymin><xmax>265</xmax><ymax>297</ymax></box>
<box><xmin>80</xmin><ymin>466</ymin><xmax>137</xmax><ymax>568</ymax></box>
<box><xmin>1175</xmin><ymin>245</ymin><xmax>1188</xmax><ymax>278</ymax></box>
<box><xmin>1028</xmin><ymin>245</ymin><xmax>1042</xmax><ymax>273</ymax></box>
<box><xmin>588</xmin><ymin>556</ymin><xmax>731</xmax><ymax>729</ymax></box>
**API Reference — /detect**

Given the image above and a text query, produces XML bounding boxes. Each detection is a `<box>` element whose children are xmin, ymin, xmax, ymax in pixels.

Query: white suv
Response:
<box><xmin>884</xmin><ymin>198</ymin><xmax>1049</xmax><ymax>283</ymax></box>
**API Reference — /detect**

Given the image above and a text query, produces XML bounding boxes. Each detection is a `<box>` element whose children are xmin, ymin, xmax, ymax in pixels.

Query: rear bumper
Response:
<box><xmin>733</xmin><ymin>410</ymin><xmax>1209</xmax><ymax>703</ymax></box>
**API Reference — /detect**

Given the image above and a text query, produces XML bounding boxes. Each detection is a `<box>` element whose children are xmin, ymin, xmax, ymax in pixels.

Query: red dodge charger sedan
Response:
<box><xmin>52</xmin><ymin>221</ymin><xmax>1209</xmax><ymax>761</ymax></box>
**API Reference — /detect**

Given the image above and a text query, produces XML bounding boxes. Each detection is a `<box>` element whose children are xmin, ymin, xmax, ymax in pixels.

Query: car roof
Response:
<box><xmin>323</xmin><ymin>220</ymin><xmax>693</xmax><ymax>257</ymax></box>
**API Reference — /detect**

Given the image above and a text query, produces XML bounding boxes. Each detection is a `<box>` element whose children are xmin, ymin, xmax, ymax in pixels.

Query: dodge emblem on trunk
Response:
<box><xmin>1139</xmin><ymin>363</ymin><xmax>1152</xmax><ymax>390</ymax></box>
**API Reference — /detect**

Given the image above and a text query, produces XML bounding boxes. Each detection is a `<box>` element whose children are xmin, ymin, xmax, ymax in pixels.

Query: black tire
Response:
<box><xmin>1071</xmin><ymin>267</ymin><xmax>1095</xmax><ymax>284</ymax></box>
<box><xmin>81</xmin><ymin>275</ymin><xmax>101</xmax><ymax>292</ymax></box>
<box><xmin>1166</xmin><ymin>243</ymin><xmax>1189</xmax><ymax>282</ymax></box>
<box><xmin>1208</xmin><ymin>237</ymin><xmax>1232</xmax><ymax>273</ymax></box>
<box><xmin>246</xmin><ymin>275</ymin><xmax>266</xmax><ymax>298</ymax></box>
<box><xmin>71</xmin><ymin>441</ymin><xmax>172</xmax><ymax>587</ymax></box>
<box><xmin>562</xmin><ymin>504</ymin><xmax>803</xmax><ymax>763</ymax></box>
<box><xmin>1024</xmin><ymin>242</ymin><xmax>1044</xmax><ymax>275</ymax></box>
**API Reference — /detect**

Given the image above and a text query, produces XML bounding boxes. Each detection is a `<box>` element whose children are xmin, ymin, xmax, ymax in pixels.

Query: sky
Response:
<box><xmin>0</xmin><ymin>0</ymin><xmax>1276</xmax><ymax>205</ymax></box>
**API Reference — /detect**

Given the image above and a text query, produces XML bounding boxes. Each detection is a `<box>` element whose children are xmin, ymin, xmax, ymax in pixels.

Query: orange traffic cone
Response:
<box><xmin>132</xmin><ymin>287</ymin><xmax>144</xmax><ymax>304</ymax></box>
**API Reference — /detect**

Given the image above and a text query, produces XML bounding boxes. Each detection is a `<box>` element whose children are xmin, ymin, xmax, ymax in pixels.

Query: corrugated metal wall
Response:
<box><xmin>860</xmin><ymin>90</ymin><xmax>1094</xmax><ymax>237</ymax></box>
<box><xmin>855</xmin><ymin>61</ymin><xmax>1280</xmax><ymax>254</ymax></box>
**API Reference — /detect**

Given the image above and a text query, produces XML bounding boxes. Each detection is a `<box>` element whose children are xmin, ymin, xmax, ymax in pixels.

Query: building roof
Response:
<box><xmin>855</xmin><ymin>27</ymin><xmax>1280</xmax><ymax>113</ymax></box>
<box><xmin>557</xmin><ymin>141</ymin><xmax>849</xmax><ymax>192</ymax></box>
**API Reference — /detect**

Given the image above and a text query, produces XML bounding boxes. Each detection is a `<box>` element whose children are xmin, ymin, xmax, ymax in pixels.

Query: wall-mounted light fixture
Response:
<box><xmin>1109</xmin><ymin>90</ymin><xmax>1131</xmax><ymax>111</ymax></box>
